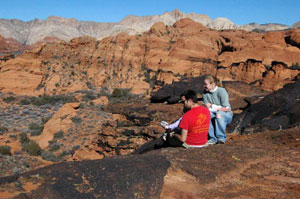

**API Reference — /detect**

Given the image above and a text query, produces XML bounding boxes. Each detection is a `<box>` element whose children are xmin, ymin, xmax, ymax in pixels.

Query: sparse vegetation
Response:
<box><xmin>53</xmin><ymin>130</ymin><xmax>64</xmax><ymax>140</ymax></box>
<box><xmin>22</xmin><ymin>140</ymin><xmax>41</xmax><ymax>156</ymax></box>
<box><xmin>48</xmin><ymin>143</ymin><xmax>61</xmax><ymax>152</ymax></box>
<box><xmin>42</xmin><ymin>116</ymin><xmax>52</xmax><ymax>124</ymax></box>
<box><xmin>111</xmin><ymin>88</ymin><xmax>129</xmax><ymax>98</ymax></box>
<box><xmin>3</xmin><ymin>96</ymin><xmax>16</xmax><ymax>103</ymax></box>
<box><xmin>28</xmin><ymin>122</ymin><xmax>44</xmax><ymax>136</ymax></box>
<box><xmin>21</xmin><ymin>94</ymin><xmax>77</xmax><ymax>106</ymax></box>
<box><xmin>0</xmin><ymin>126</ymin><xmax>8</xmax><ymax>133</ymax></box>
<box><xmin>290</xmin><ymin>63</ymin><xmax>300</xmax><ymax>70</ymax></box>
<box><xmin>0</xmin><ymin>145</ymin><xmax>11</xmax><ymax>156</ymax></box>
<box><xmin>82</xmin><ymin>91</ymin><xmax>96</xmax><ymax>101</ymax></box>
<box><xmin>19</xmin><ymin>98</ymin><xmax>31</xmax><ymax>105</ymax></box>
<box><xmin>41</xmin><ymin>150</ymin><xmax>60</xmax><ymax>161</ymax></box>
<box><xmin>19</xmin><ymin>132</ymin><xmax>29</xmax><ymax>144</ymax></box>
<box><xmin>71</xmin><ymin>116</ymin><xmax>82</xmax><ymax>124</ymax></box>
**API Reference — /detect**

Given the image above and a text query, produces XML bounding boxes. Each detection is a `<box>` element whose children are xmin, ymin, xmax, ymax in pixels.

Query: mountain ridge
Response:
<box><xmin>0</xmin><ymin>9</ymin><xmax>297</xmax><ymax>45</ymax></box>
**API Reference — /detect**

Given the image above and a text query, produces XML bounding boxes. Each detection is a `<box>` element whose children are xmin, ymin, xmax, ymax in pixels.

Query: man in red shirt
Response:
<box><xmin>133</xmin><ymin>90</ymin><xmax>210</xmax><ymax>154</ymax></box>
<box><xmin>167</xmin><ymin>90</ymin><xmax>211</xmax><ymax>147</ymax></box>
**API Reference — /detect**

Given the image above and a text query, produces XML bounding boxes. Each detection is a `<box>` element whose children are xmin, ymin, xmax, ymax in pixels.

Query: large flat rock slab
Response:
<box><xmin>1</xmin><ymin>127</ymin><xmax>299</xmax><ymax>199</ymax></box>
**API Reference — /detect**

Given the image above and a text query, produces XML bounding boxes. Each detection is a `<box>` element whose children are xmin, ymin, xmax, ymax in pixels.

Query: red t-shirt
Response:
<box><xmin>179</xmin><ymin>106</ymin><xmax>210</xmax><ymax>145</ymax></box>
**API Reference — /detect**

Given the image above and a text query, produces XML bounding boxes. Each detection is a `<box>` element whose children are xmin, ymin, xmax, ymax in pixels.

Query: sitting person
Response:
<box><xmin>166</xmin><ymin>90</ymin><xmax>211</xmax><ymax>148</ymax></box>
<box><xmin>160</xmin><ymin>106</ymin><xmax>189</xmax><ymax>140</ymax></box>
<box><xmin>133</xmin><ymin>90</ymin><xmax>210</xmax><ymax>154</ymax></box>
<box><xmin>202</xmin><ymin>75</ymin><xmax>233</xmax><ymax>144</ymax></box>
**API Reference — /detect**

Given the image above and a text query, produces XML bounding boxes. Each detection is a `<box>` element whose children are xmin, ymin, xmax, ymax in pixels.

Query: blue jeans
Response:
<box><xmin>209</xmin><ymin>111</ymin><xmax>233</xmax><ymax>142</ymax></box>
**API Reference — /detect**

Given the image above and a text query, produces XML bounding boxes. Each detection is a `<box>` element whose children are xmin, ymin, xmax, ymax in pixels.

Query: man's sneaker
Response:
<box><xmin>206</xmin><ymin>139</ymin><xmax>217</xmax><ymax>145</ymax></box>
<box><xmin>217</xmin><ymin>139</ymin><xmax>226</xmax><ymax>144</ymax></box>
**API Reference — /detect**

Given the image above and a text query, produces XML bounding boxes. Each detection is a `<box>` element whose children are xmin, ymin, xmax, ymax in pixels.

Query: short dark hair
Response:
<box><xmin>181</xmin><ymin>90</ymin><xmax>198</xmax><ymax>103</ymax></box>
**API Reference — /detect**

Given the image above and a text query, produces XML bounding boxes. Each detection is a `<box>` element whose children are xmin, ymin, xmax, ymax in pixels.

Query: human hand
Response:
<box><xmin>218</xmin><ymin>107</ymin><xmax>229</xmax><ymax>112</ymax></box>
<box><xmin>169</xmin><ymin>132</ymin><xmax>175</xmax><ymax>137</ymax></box>
<box><xmin>205</xmin><ymin>103</ymin><xmax>212</xmax><ymax>108</ymax></box>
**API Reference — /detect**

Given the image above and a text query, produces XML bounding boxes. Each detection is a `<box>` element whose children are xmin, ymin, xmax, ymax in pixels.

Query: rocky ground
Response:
<box><xmin>0</xmin><ymin>79</ymin><xmax>299</xmax><ymax>198</ymax></box>
<box><xmin>0</xmin><ymin>127</ymin><xmax>299</xmax><ymax>199</ymax></box>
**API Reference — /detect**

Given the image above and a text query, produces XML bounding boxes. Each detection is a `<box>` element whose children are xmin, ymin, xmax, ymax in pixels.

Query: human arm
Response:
<box><xmin>166</xmin><ymin>117</ymin><xmax>182</xmax><ymax>130</ymax></box>
<box><xmin>219</xmin><ymin>88</ymin><xmax>231</xmax><ymax>109</ymax></box>
<box><xmin>172</xmin><ymin>129</ymin><xmax>187</xmax><ymax>142</ymax></box>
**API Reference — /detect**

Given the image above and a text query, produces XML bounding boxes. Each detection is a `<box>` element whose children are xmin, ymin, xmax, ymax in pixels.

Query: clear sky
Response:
<box><xmin>1</xmin><ymin>0</ymin><xmax>300</xmax><ymax>26</ymax></box>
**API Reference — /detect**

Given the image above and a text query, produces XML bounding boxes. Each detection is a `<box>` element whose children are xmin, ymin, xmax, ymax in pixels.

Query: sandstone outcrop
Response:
<box><xmin>1</xmin><ymin>19</ymin><xmax>299</xmax><ymax>97</ymax></box>
<box><xmin>0</xmin><ymin>35</ymin><xmax>24</xmax><ymax>54</ymax></box>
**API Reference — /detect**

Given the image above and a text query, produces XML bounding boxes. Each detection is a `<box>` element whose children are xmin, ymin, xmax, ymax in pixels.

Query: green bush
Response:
<box><xmin>41</xmin><ymin>150</ymin><xmax>61</xmax><ymax>162</ymax></box>
<box><xmin>3</xmin><ymin>96</ymin><xmax>16</xmax><ymax>103</ymax></box>
<box><xmin>22</xmin><ymin>140</ymin><xmax>41</xmax><ymax>156</ymax></box>
<box><xmin>290</xmin><ymin>63</ymin><xmax>300</xmax><ymax>70</ymax></box>
<box><xmin>49</xmin><ymin>143</ymin><xmax>60</xmax><ymax>152</ymax></box>
<box><xmin>29</xmin><ymin>123</ymin><xmax>44</xmax><ymax>136</ymax></box>
<box><xmin>0</xmin><ymin>126</ymin><xmax>8</xmax><ymax>133</ymax></box>
<box><xmin>82</xmin><ymin>91</ymin><xmax>96</xmax><ymax>101</ymax></box>
<box><xmin>19</xmin><ymin>98</ymin><xmax>31</xmax><ymax>105</ymax></box>
<box><xmin>71</xmin><ymin>116</ymin><xmax>82</xmax><ymax>124</ymax></box>
<box><xmin>0</xmin><ymin>145</ymin><xmax>11</xmax><ymax>155</ymax></box>
<box><xmin>23</xmin><ymin>94</ymin><xmax>77</xmax><ymax>106</ymax></box>
<box><xmin>111</xmin><ymin>88</ymin><xmax>129</xmax><ymax>98</ymax></box>
<box><xmin>53</xmin><ymin>130</ymin><xmax>64</xmax><ymax>140</ymax></box>
<box><xmin>42</xmin><ymin>116</ymin><xmax>52</xmax><ymax>124</ymax></box>
<box><xmin>19</xmin><ymin>132</ymin><xmax>29</xmax><ymax>144</ymax></box>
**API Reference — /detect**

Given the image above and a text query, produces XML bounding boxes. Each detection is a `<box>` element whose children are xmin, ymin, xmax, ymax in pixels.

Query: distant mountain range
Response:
<box><xmin>0</xmin><ymin>9</ymin><xmax>299</xmax><ymax>45</ymax></box>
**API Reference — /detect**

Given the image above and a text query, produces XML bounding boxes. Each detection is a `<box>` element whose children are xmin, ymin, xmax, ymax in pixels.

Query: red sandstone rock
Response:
<box><xmin>0</xmin><ymin>19</ymin><xmax>300</xmax><ymax>96</ymax></box>
<box><xmin>0</xmin><ymin>35</ymin><xmax>24</xmax><ymax>54</ymax></box>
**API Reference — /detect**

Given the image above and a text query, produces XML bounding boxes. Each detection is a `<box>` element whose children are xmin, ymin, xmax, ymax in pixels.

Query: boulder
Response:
<box><xmin>228</xmin><ymin>80</ymin><xmax>300</xmax><ymax>134</ymax></box>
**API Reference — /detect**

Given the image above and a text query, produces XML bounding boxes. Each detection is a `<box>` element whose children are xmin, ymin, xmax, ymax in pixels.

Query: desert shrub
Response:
<box><xmin>0</xmin><ymin>145</ymin><xmax>11</xmax><ymax>155</ymax></box>
<box><xmin>71</xmin><ymin>116</ymin><xmax>82</xmax><ymax>124</ymax></box>
<box><xmin>0</xmin><ymin>126</ymin><xmax>8</xmax><ymax>133</ymax></box>
<box><xmin>111</xmin><ymin>88</ymin><xmax>129</xmax><ymax>98</ymax></box>
<box><xmin>28</xmin><ymin>122</ymin><xmax>44</xmax><ymax>136</ymax></box>
<box><xmin>41</xmin><ymin>150</ymin><xmax>61</xmax><ymax>162</ymax></box>
<box><xmin>82</xmin><ymin>91</ymin><xmax>96</xmax><ymax>101</ymax></box>
<box><xmin>3</xmin><ymin>96</ymin><xmax>16</xmax><ymax>103</ymax></box>
<box><xmin>26</xmin><ymin>94</ymin><xmax>77</xmax><ymax>106</ymax></box>
<box><xmin>19</xmin><ymin>98</ymin><xmax>31</xmax><ymax>105</ymax></box>
<box><xmin>290</xmin><ymin>63</ymin><xmax>300</xmax><ymax>70</ymax></box>
<box><xmin>53</xmin><ymin>130</ymin><xmax>64</xmax><ymax>140</ymax></box>
<box><xmin>42</xmin><ymin>116</ymin><xmax>52</xmax><ymax>124</ymax></box>
<box><xmin>22</xmin><ymin>140</ymin><xmax>41</xmax><ymax>156</ymax></box>
<box><xmin>49</xmin><ymin>143</ymin><xmax>61</xmax><ymax>152</ymax></box>
<box><xmin>19</xmin><ymin>132</ymin><xmax>29</xmax><ymax>144</ymax></box>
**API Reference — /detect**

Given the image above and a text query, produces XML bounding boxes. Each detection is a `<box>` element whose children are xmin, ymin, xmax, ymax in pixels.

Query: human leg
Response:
<box><xmin>166</xmin><ymin>133</ymin><xmax>183</xmax><ymax>147</ymax></box>
<box><xmin>208</xmin><ymin>112</ymin><xmax>217</xmax><ymax>144</ymax></box>
<box><xmin>215</xmin><ymin>111</ymin><xmax>233</xmax><ymax>142</ymax></box>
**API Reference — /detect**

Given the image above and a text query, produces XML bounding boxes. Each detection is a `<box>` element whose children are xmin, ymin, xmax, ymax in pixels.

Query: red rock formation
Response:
<box><xmin>0</xmin><ymin>35</ymin><xmax>24</xmax><ymax>54</ymax></box>
<box><xmin>0</xmin><ymin>19</ymin><xmax>300</xmax><ymax>96</ymax></box>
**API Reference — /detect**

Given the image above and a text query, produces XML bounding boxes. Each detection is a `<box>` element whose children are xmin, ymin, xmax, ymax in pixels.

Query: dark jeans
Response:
<box><xmin>132</xmin><ymin>128</ymin><xmax>183</xmax><ymax>154</ymax></box>
<box><xmin>165</xmin><ymin>131</ymin><xmax>183</xmax><ymax>147</ymax></box>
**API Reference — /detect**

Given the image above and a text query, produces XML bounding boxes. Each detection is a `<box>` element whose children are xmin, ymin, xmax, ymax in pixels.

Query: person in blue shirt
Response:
<box><xmin>202</xmin><ymin>75</ymin><xmax>233</xmax><ymax>144</ymax></box>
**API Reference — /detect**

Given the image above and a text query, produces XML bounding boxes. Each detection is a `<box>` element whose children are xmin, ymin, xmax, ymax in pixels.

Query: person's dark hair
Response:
<box><xmin>181</xmin><ymin>90</ymin><xmax>198</xmax><ymax>103</ymax></box>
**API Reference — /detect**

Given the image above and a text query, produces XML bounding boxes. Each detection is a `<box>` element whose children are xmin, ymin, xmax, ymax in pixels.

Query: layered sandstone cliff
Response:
<box><xmin>0</xmin><ymin>19</ymin><xmax>299</xmax><ymax>96</ymax></box>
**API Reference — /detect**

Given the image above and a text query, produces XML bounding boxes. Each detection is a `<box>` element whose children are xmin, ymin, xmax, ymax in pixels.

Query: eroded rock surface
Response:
<box><xmin>0</xmin><ymin>20</ymin><xmax>299</xmax><ymax>97</ymax></box>
<box><xmin>0</xmin><ymin>127</ymin><xmax>299</xmax><ymax>199</ymax></box>
<box><xmin>229</xmin><ymin>80</ymin><xmax>300</xmax><ymax>134</ymax></box>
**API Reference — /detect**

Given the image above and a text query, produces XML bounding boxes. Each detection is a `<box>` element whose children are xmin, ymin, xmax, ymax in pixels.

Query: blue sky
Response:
<box><xmin>1</xmin><ymin>0</ymin><xmax>300</xmax><ymax>25</ymax></box>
